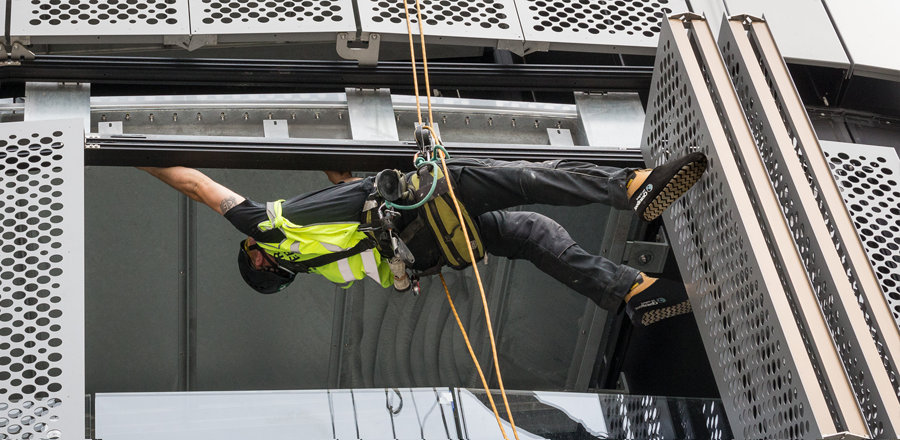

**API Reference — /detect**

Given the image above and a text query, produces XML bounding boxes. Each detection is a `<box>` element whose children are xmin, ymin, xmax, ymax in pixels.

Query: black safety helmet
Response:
<box><xmin>237</xmin><ymin>239</ymin><xmax>296</xmax><ymax>294</ymax></box>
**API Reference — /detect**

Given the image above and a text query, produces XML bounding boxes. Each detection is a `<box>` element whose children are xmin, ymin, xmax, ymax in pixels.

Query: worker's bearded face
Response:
<box><xmin>244</xmin><ymin>237</ymin><xmax>273</xmax><ymax>270</ymax></box>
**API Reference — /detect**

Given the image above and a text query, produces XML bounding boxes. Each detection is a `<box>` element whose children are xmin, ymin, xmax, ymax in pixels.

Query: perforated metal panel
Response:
<box><xmin>516</xmin><ymin>0</ymin><xmax>688</xmax><ymax>53</ymax></box>
<box><xmin>642</xmin><ymin>17</ymin><xmax>834</xmax><ymax>439</ymax></box>
<box><xmin>357</xmin><ymin>0</ymin><xmax>524</xmax><ymax>44</ymax></box>
<box><xmin>11</xmin><ymin>0</ymin><xmax>190</xmax><ymax>42</ymax></box>
<box><xmin>822</xmin><ymin>142</ymin><xmax>900</xmax><ymax>328</ymax></box>
<box><xmin>734</xmin><ymin>18</ymin><xmax>900</xmax><ymax>423</ymax></box>
<box><xmin>719</xmin><ymin>18</ymin><xmax>900</xmax><ymax>437</ymax></box>
<box><xmin>188</xmin><ymin>0</ymin><xmax>354</xmax><ymax>40</ymax></box>
<box><xmin>0</xmin><ymin>120</ymin><xmax>84</xmax><ymax>440</ymax></box>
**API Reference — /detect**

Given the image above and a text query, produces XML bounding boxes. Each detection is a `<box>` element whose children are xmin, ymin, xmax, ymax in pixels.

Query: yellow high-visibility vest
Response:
<box><xmin>255</xmin><ymin>200</ymin><xmax>393</xmax><ymax>288</ymax></box>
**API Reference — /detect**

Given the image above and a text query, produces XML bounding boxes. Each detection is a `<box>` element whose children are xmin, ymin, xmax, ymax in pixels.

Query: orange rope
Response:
<box><xmin>437</xmin><ymin>149</ymin><xmax>521</xmax><ymax>440</ymax></box>
<box><xmin>412</xmin><ymin>0</ymin><xmax>435</xmax><ymax>126</ymax></box>
<box><xmin>400</xmin><ymin>2</ymin><xmax>518</xmax><ymax>438</ymax></box>
<box><xmin>401</xmin><ymin>0</ymin><xmax>423</xmax><ymax>125</ymax></box>
<box><xmin>440</xmin><ymin>274</ymin><xmax>510</xmax><ymax>440</ymax></box>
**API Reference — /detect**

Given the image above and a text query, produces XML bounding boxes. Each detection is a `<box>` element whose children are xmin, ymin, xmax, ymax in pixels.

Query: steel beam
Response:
<box><xmin>0</xmin><ymin>56</ymin><xmax>653</xmax><ymax>97</ymax></box>
<box><xmin>84</xmin><ymin>134</ymin><xmax>645</xmax><ymax>170</ymax></box>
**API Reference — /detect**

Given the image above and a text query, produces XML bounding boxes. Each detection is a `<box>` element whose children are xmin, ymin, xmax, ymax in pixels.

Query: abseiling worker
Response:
<box><xmin>139</xmin><ymin>153</ymin><xmax>707</xmax><ymax>327</ymax></box>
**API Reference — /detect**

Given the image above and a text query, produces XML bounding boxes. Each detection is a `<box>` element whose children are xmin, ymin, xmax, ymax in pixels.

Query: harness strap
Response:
<box><xmin>399</xmin><ymin>215</ymin><xmax>425</xmax><ymax>243</ymax></box>
<box><xmin>297</xmin><ymin>238</ymin><xmax>376</xmax><ymax>270</ymax></box>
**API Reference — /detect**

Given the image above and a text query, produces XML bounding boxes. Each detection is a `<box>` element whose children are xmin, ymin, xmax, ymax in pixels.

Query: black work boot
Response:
<box><xmin>627</xmin><ymin>152</ymin><xmax>707</xmax><ymax>222</ymax></box>
<box><xmin>625</xmin><ymin>277</ymin><xmax>693</xmax><ymax>327</ymax></box>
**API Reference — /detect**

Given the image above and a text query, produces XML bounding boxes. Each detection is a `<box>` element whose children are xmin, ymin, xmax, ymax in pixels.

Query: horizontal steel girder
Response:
<box><xmin>2</xmin><ymin>56</ymin><xmax>653</xmax><ymax>96</ymax></box>
<box><xmin>85</xmin><ymin>134</ymin><xmax>645</xmax><ymax>170</ymax></box>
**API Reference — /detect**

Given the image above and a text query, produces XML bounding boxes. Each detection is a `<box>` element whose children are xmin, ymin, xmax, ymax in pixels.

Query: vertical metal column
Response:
<box><xmin>719</xmin><ymin>16</ymin><xmax>900</xmax><ymax>438</ymax></box>
<box><xmin>0</xmin><ymin>119</ymin><xmax>85</xmax><ymax>440</ymax></box>
<box><xmin>641</xmin><ymin>14</ymin><xmax>852</xmax><ymax>439</ymax></box>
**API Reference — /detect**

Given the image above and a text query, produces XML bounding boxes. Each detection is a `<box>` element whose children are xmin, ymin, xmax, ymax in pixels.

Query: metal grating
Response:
<box><xmin>12</xmin><ymin>0</ymin><xmax>190</xmax><ymax>40</ymax></box>
<box><xmin>641</xmin><ymin>16</ymin><xmax>834</xmax><ymax>439</ymax></box>
<box><xmin>0</xmin><ymin>120</ymin><xmax>84</xmax><ymax>440</ymax></box>
<box><xmin>516</xmin><ymin>0</ymin><xmax>688</xmax><ymax>53</ymax></box>
<box><xmin>357</xmin><ymin>0</ymin><xmax>523</xmax><ymax>43</ymax></box>
<box><xmin>822</xmin><ymin>142</ymin><xmax>900</xmax><ymax>328</ymax></box>
<box><xmin>719</xmin><ymin>17</ymin><xmax>900</xmax><ymax>437</ymax></box>
<box><xmin>188</xmin><ymin>0</ymin><xmax>354</xmax><ymax>37</ymax></box>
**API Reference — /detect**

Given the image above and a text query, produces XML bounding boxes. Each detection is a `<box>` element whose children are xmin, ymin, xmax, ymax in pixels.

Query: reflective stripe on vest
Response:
<box><xmin>256</xmin><ymin>200</ymin><xmax>393</xmax><ymax>288</ymax></box>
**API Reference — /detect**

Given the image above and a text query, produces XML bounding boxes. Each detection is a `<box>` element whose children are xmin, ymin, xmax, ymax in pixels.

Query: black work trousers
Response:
<box><xmin>442</xmin><ymin>158</ymin><xmax>640</xmax><ymax>311</ymax></box>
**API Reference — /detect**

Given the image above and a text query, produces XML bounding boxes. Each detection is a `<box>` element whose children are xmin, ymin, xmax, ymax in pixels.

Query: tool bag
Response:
<box><xmin>406</xmin><ymin>164</ymin><xmax>484</xmax><ymax>270</ymax></box>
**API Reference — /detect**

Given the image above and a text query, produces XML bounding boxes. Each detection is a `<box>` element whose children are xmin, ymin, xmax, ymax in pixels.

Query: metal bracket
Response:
<box><xmin>164</xmin><ymin>35</ymin><xmax>218</xmax><ymax>52</ymax></box>
<box><xmin>622</xmin><ymin>239</ymin><xmax>670</xmax><ymax>273</ymax></box>
<box><xmin>336</xmin><ymin>32</ymin><xmax>380</xmax><ymax>67</ymax></box>
<box><xmin>495</xmin><ymin>39</ymin><xmax>536</xmax><ymax>57</ymax></box>
<box><xmin>10</xmin><ymin>41</ymin><xmax>36</xmax><ymax>61</ymax></box>
<box><xmin>547</xmin><ymin>128</ymin><xmax>574</xmax><ymax>146</ymax></box>
<box><xmin>98</xmin><ymin>121</ymin><xmax>124</xmax><ymax>135</ymax></box>
<box><xmin>727</xmin><ymin>14</ymin><xmax>765</xmax><ymax>26</ymax></box>
<box><xmin>669</xmin><ymin>12</ymin><xmax>705</xmax><ymax>22</ymax></box>
<box><xmin>522</xmin><ymin>41</ymin><xmax>551</xmax><ymax>56</ymax></box>
<box><xmin>263</xmin><ymin>120</ymin><xmax>290</xmax><ymax>138</ymax></box>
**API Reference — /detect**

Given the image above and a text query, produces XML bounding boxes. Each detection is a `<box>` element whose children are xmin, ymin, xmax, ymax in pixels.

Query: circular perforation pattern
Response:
<box><xmin>0</xmin><ymin>130</ymin><xmax>68</xmax><ymax>440</ymax></box>
<box><xmin>368</xmin><ymin>0</ymin><xmax>512</xmax><ymax>29</ymax></box>
<box><xmin>644</xmin><ymin>39</ymin><xmax>813</xmax><ymax>439</ymax></box>
<box><xmin>27</xmin><ymin>0</ymin><xmax>180</xmax><ymax>26</ymax></box>
<box><xmin>826</xmin><ymin>150</ymin><xmax>900</xmax><ymax>324</ymax></box>
<box><xmin>720</xmin><ymin>40</ymin><xmax>893</xmax><ymax>436</ymax></box>
<box><xmin>523</xmin><ymin>0</ymin><xmax>672</xmax><ymax>37</ymax></box>
<box><xmin>198</xmin><ymin>0</ymin><xmax>344</xmax><ymax>25</ymax></box>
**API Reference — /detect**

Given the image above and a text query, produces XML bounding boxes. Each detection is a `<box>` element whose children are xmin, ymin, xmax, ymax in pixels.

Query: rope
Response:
<box><xmin>399</xmin><ymin>2</ymin><xmax>519</xmax><ymax>438</ymax></box>
<box><xmin>436</xmin><ymin>148</ymin><xmax>521</xmax><ymax>440</ymax></box>
<box><xmin>439</xmin><ymin>274</ymin><xmax>510</xmax><ymax>440</ymax></box>
<box><xmin>412</xmin><ymin>0</ymin><xmax>435</xmax><ymax>126</ymax></box>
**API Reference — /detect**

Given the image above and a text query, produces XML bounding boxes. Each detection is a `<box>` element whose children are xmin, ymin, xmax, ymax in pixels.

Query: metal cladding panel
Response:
<box><xmin>0</xmin><ymin>120</ymin><xmax>84</xmax><ymax>440</ymax></box>
<box><xmin>12</xmin><ymin>0</ymin><xmax>190</xmax><ymax>41</ymax></box>
<box><xmin>719</xmin><ymin>18</ymin><xmax>899</xmax><ymax>437</ymax></box>
<box><xmin>515</xmin><ymin>0</ymin><xmax>688</xmax><ymax>53</ymax></box>
<box><xmin>357</xmin><ymin>0</ymin><xmax>524</xmax><ymax>43</ymax></box>
<box><xmin>188</xmin><ymin>0</ymin><xmax>355</xmax><ymax>38</ymax></box>
<box><xmin>738</xmin><ymin>16</ymin><xmax>900</xmax><ymax>428</ymax></box>
<box><xmin>821</xmin><ymin>142</ymin><xmax>900</xmax><ymax>329</ymax></box>
<box><xmin>823</xmin><ymin>0</ymin><xmax>900</xmax><ymax>81</ymax></box>
<box><xmin>724</xmin><ymin>0</ymin><xmax>849</xmax><ymax>69</ymax></box>
<box><xmin>641</xmin><ymin>17</ymin><xmax>834</xmax><ymax>439</ymax></box>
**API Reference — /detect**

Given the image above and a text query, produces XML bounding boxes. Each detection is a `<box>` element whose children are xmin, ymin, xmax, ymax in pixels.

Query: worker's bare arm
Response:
<box><xmin>138</xmin><ymin>166</ymin><xmax>245</xmax><ymax>215</ymax></box>
<box><xmin>324</xmin><ymin>170</ymin><xmax>362</xmax><ymax>185</ymax></box>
